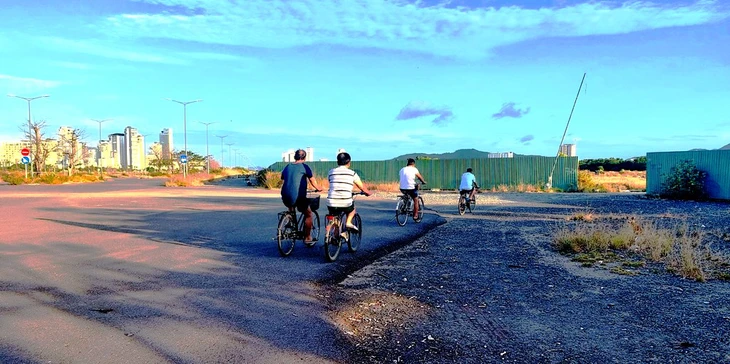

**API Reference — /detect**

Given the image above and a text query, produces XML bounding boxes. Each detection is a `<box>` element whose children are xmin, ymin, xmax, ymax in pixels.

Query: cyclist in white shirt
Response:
<box><xmin>459</xmin><ymin>167</ymin><xmax>479</xmax><ymax>202</ymax></box>
<box><xmin>398</xmin><ymin>158</ymin><xmax>426</xmax><ymax>219</ymax></box>
<box><xmin>326</xmin><ymin>152</ymin><xmax>372</xmax><ymax>232</ymax></box>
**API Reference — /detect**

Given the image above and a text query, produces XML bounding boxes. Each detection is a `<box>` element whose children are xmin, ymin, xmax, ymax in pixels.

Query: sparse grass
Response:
<box><xmin>164</xmin><ymin>173</ymin><xmax>215</xmax><ymax>187</ymax></box>
<box><xmin>490</xmin><ymin>183</ymin><xmax>549</xmax><ymax>193</ymax></box>
<box><xmin>0</xmin><ymin>171</ymin><xmax>105</xmax><ymax>185</ymax></box>
<box><xmin>579</xmin><ymin>171</ymin><xmax>646</xmax><ymax>192</ymax></box>
<box><xmin>163</xmin><ymin>168</ymin><xmax>248</xmax><ymax>187</ymax></box>
<box><xmin>554</xmin><ymin>215</ymin><xmax>727</xmax><ymax>281</ymax></box>
<box><xmin>569</xmin><ymin>211</ymin><xmax>596</xmax><ymax>222</ymax></box>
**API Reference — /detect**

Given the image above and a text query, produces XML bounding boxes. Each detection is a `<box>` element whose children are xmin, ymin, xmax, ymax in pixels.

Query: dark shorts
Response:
<box><xmin>400</xmin><ymin>189</ymin><xmax>418</xmax><ymax>199</ymax></box>
<box><xmin>327</xmin><ymin>205</ymin><xmax>354</xmax><ymax>215</ymax></box>
<box><xmin>284</xmin><ymin>196</ymin><xmax>310</xmax><ymax>213</ymax></box>
<box><xmin>460</xmin><ymin>189</ymin><xmax>474</xmax><ymax>195</ymax></box>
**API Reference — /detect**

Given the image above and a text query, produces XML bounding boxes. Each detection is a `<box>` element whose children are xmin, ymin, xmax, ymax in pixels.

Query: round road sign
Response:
<box><xmin>21</xmin><ymin>156</ymin><xmax>31</xmax><ymax>164</ymax></box>
<box><xmin>21</xmin><ymin>148</ymin><xmax>30</xmax><ymax>156</ymax></box>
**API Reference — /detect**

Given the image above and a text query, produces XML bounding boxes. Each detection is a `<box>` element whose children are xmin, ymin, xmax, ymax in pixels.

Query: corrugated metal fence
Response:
<box><xmin>269</xmin><ymin>156</ymin><xmax>579</xmax><ymax>191</ymax></box>
<box><xmin>646</xmin><ymin>150</ymin><xmax>730</xmax><ymax>200</ymax></box>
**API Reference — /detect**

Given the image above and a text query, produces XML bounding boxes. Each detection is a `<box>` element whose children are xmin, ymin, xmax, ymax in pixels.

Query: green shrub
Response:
<box><xmin>257</xmin><ymin>169</ymin><xmax>282</xmax><ymax>190</ymax></box>
<box><xmin>37</xmin><ymin>173</ymin><xmax>65</xmax><ymax>184</ymax></box>
<box><xmin>577</xmin><ymin>170</ymin><xmax>606</xmax><ymax>192</ymax></box>
<box><xmin>660</xmin><ymin>160</ymin><xmax>707</xmax><ymax>200</ymax></box>
<box><xmin>0</xmin><ymin>171</ymin><xmax>26</xmax><ymax>185</ymax></box>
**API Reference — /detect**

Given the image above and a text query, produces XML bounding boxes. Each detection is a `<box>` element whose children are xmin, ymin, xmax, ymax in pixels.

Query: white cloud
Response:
<box><xmin>0</xmin><ymin>74</ymin><xmax>62</xmax><ymax>93</ymax></box>
<box><xmin>102</xmin><ymin>0</ymin><xmax>730</xmax><ymax>59</ymax></box>
<box><xmin>37</xmin><ymin>36</ymin><xmax>188</xmax><ymax>65</ymax></box>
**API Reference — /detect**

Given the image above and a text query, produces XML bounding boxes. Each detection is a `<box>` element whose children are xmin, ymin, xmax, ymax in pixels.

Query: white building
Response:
<box><xmin>160</xmin><ymin>128</ymin><xmax>173</xmax><ymax>159</ymax></box>
<box><xmin>488</xmin><ymin>152</ymin><xmax>514</xmax><ymax>158</ymax></box>
<box><xmin>123</xmin><ymin>126</ymin><xmax>146</xmax><ymax>170</ymax></box>
<box><xmin>560</xmin><ymin>143</ymin><xmax>577</xmax><ymax>157</ymax></box>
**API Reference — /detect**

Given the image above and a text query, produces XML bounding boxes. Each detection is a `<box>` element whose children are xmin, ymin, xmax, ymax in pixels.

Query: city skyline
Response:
<box><xmin>1</xmin><ymin>0</ymin><xmax>729</xmax><ymax>167</ymax></box>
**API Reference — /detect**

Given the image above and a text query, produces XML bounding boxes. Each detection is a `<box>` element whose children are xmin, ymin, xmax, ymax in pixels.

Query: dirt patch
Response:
<box><xmin>324</xmin><ymin>193</ymin><xmax>730</xmax><ymax>363</ymax></box>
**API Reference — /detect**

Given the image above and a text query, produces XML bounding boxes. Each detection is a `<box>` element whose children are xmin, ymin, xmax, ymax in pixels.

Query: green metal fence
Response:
<box><xmin>269</xmin><ymin>156</ymin><xmax>579</xmax><ymax>191</ymax></box>
<box><xmin>646</xmin><ymin>150</ymin><xmax>730</xmax><ymax>200</ymax></box>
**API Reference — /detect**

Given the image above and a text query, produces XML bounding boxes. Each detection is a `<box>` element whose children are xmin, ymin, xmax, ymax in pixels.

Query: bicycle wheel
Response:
<box><xmin>277</xmin><ymin>213</ymin><xmax>296</xmax><ymax>257</ymax></box>
<box><xmin>395</xmin><ymin>197</ymin><xmax>408</xmax><ymax>226</ymax></box>
<box><xmin>458</xmin><ymin>194</ymin><xmax>466</xmax><ymax>215</ymax></box>
<box><xmin>469</xmin><ymin>194</ymin><xmax>476</xmax><ymax>213</ymax></box>
<box><xmin>300</xmin><ymin>211</ymin><xmax>320</xmax><ymax>247</ymax></box>
<box><xmin>347</xmin><ymin>213</ymin><xmax>362</xmax><ymax>252</ymax></box>
<box><xmin>414</xmin><ymin>196</ymin><xmax>425</xmax><ymax>223</ymax></box>
<box><xmin>324</xmin><ymin>220</ymin><xmax>342</xmax><ymax>262</ymax></box>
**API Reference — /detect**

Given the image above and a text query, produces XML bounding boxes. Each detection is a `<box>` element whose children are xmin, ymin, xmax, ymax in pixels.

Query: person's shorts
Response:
<box><xmin>400</xmin><ymin>189</ymin><xmax>418</xmax><ymax>199</ymax></box>
<box><xmin>327</xmin><ymin>205</ymin><xmax>354</xmax><ymax>215</ymax></box>
<box><xmin>284</xmin><ymin>196</ymin><xmax>311</xmax><ymax>213</ymax></box>
<box><xmin>460</xmin><ymin>189</ymin><xmax>474</xmax><ymax>195</ymax></box>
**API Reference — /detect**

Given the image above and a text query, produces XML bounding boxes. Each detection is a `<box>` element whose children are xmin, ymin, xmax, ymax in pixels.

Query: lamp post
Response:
<box><xmin>165</xmin><ymin>98</ymin><xmax>202</xmax><ymax>178</ymax></box>
<box><xmin>232</xmin><ymin>148</ymin><xmax>239</xmax><ymax>168</ymax></box>
<box><xmin>199</xmin><ymin>121</ymin><xmax>217</xmax><ymax>174</ymax></box>
<box><xmin>91</xmin><ymin>118</ymin><xmax>111</xmax><ymax>172</ymax></box>
<box><xmin>7</xmin><ymin>94</ymin><xmax>50</xmax><ymax>176</ymax></box>
<box><xmin>225</xmin><ymin>142</ymin><xmax>235</xmax><ymax>169</ymax></box>
<box><xmin>215</xmin><ymin>134</ymin><xmax>228</xmax><ymax>167</ymax></box>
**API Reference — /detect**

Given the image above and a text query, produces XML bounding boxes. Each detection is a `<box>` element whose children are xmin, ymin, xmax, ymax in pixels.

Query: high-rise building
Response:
<box><xmin>560</xmin><ymin>144</ymin><xmax>577</xmax><ymax>157</ymax></box>
<box><xmin>160</xmin><ymin>128</ymin><xmax>173</xmax><ymax>159</ymax></box>
<box><xmin>123</xmin><ymin>126</ymin><xmax>146</xmax><ymax>170</ymax></box>
<box><xmin>282</xmin><ymin>149</ymin><xmax>295</xmax><ymax>162</ymax></box>
<box><xmin>306</xmin><ymin>147</ymin><xmax>314</xmax><ymax>162</ymax></box>
<box><xmin>110</xmin><ymin>133</ymin><xmax>125</xmax><ymax>169</ymax></box>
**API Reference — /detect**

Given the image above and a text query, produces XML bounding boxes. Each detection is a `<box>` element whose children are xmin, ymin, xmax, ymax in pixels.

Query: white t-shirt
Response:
<box><xmin>460</xmin><ymin>172</ymin><xmax>477</xmax><ymax>190</ymax></box>
<box><xmin>327</xmin><ymin>166</ymin><xmax>361</xmax><ymax>208</ymax></box>
<box><xmin>399</xmin><ymin>165</ymin><xmax>419</xmax><ymax>190</ymax></box>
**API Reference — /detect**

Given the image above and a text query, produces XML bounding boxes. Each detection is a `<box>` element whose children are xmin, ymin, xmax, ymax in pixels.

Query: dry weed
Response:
<box><xmin>554</xmin><ymin>215</ymin><xmax>720</xmax><ymax>281</ymax></box>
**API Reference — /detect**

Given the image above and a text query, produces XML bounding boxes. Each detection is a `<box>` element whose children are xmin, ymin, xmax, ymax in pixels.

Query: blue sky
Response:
<box><xmin>1</xmin><ymin>0</ymin><xmax>729</xmax><ymax>167</ymax></box>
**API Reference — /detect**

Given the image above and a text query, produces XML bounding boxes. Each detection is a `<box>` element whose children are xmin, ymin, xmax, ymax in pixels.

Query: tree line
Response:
<box><xmin>579</xmin><ymin>157</ymin><xmax>647</xmax><ymax>172</ymax></box>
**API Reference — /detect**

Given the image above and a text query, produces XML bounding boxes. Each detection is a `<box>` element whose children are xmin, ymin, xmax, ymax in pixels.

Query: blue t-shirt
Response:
<box><xmin>281</xmin><ymin>163</ymin><xmax>313</xmax><ymax>207</ymax></box>
<box><xmin>459</xmin><ymin>172</ymin><xmax>477</xmax><ymax>190</ymax></box>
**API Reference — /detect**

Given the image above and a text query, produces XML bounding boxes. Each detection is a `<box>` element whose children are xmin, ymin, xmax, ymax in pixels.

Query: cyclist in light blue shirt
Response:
<box><xmin>459</xmin><ymin>168</ymin><xmax>479</xmax><ymax>202</ymax></box>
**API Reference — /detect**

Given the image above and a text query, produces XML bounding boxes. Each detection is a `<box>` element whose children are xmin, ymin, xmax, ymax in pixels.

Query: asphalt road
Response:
<box><xmin>0</xmin><ymin>177</ymin><xmax>443</xmax><ymax>363</ymax></box>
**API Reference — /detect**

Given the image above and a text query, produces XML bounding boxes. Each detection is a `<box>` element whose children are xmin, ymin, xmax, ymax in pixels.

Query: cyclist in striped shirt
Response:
<box><xmin>326</xmin><ymin>152</ymin><xmax>372</xmax><ymax>232</ymax></box>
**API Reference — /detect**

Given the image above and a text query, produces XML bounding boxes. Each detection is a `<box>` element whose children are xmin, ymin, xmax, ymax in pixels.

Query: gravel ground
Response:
<box><xmin>323</xmin><ymin>192</ymin><xmax>730</xmax><ymax>363</ymax></box>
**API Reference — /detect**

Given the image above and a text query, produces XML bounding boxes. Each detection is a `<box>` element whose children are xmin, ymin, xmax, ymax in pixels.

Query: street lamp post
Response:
<box><xmin>215</xmin><ymin>134</ymin><xmax>228</xmax><ymax>167</ymax></box>
<box><xmin>199</xmin><ymin>121</ymin><xmax>217</xmax><ymax>174</ymax></box>
<box><xmin>7</xmin><ymin>94</ymin><xmax>50</xmax><ymax>177</ymax></box>
<box><xmin>165</xmin><ymin>98</ymin><xmax>202</xmax><ymax>178</ymax></box>
<box><xmin>232</xmin><ymin>148</ymin><xmax>239</xmax><ymax>168</ymax></box>
<box><xmin>91</xmin><ymin>119</ymin><xmax>111</xmax><ymax>172</ymax></box>
<box><xmin>225</xmin><ymin>142</ymin><xmax>235</xmax><ymax>169</ymax></box>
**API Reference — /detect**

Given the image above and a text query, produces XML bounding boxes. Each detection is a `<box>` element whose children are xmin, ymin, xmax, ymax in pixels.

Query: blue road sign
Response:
<box><xmin>180</xmin><ymin>154</ymin><xmax>188</xmax><ymax>164</ymax></box>
<box><xmin>21</xmin><ymin>156</ymin><xmax>30</xmax><ymax>164</ymax></box>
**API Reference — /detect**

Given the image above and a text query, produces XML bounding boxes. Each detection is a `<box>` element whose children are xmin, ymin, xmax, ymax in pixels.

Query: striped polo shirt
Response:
<box><xmin>326</xmin><ymin>166</ymin><xmax>361</xmax><ymax>208</ymax></box>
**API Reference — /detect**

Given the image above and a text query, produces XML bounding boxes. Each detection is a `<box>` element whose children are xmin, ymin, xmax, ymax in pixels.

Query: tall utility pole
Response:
<box><xmin>91</xmin><ymin>119</ymin><xmax>111</xmax><ymax>172</ymax></box>
<box><xmin>225</xmin><ymin>142</ymin><xmax>235</xmax><ymax>169</ymax></box>
<box><xmin>7</xmin><ymin>94</ymin><xmax>50</xmax><ymax>176</ymax></box>
<box><xmin>547</xmin><ymin>72</ymin><xmax>586</xmax><ymax>190</ymax></box>
<box><xmin>165</xmin><ymin>98</ymin><xmax>202</xmax><ymax>178</ymax></box>
<box><xmin>199</xmin><ymin>121</ymin><xmax>217</xmax><ymax>174</ymax></box>
<box><xmin>232</xmin><ymin>148</ymin><xmax>239</xmax><ymax>168</ymax></box>
<box><xmin>215</xmin><ymin>134</ymin><xmax>228</xmax><ymax>167</ymax></box>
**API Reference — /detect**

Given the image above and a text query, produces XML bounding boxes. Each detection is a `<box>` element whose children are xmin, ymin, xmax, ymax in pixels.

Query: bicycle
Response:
<box><xmin>323</xmin><ymin>192</ymin><xmax>365</xmax><ymax>262</ymax></box>
<box><xmin>458</xmin><ymin>189</ymin><xmax>477</xmax><ymax>215</ymax></box>
<box><xmin>276</xmin><ymin>193</ymin><xmax>321</xmax><ymax>257</ymax></box>
<box><xmin>395</xmin><ymin>185</ymin><xmax>425</xmax><ymax>226</ymax></box>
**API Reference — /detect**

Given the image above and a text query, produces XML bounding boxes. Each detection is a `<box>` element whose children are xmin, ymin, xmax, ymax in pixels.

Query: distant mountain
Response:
<box><xmin>721</xmin><ymin>143</ymin><xmax>730</xmax><ymax>150</ymax></box>
<box><xmin>392</xmin><ymin>148</ymin><xmax>494</xmax><ymax>160</ymax></box>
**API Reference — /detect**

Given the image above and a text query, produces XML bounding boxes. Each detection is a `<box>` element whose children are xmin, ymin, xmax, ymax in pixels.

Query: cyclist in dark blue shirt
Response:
<box><xmin>281</xmin><ymin>149</ymin><xmax>322</xmax><ymax>242</ymax></box>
